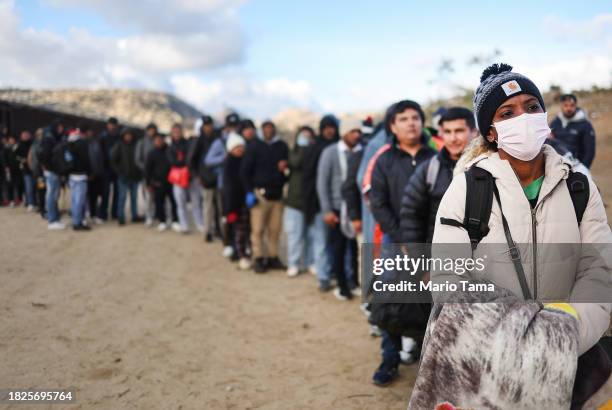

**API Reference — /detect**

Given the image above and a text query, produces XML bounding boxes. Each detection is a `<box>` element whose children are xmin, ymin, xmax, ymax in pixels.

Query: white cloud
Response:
<box><xmin>169</xmin><ymin>74</ymin><xmax>316</xmax><ymax>118</ymax></box>
<box><xmin>0</xmin><ymin>0</ymin><xmax>245</xmax><ymax>89</ymax></box>
<box><xmin>522</xmin><ymin>54</ymin><xmax>612</xmax><ymax>92</ymax></box>
<box><xmin>543</xmin><ymin>13</ymin><xmax>612</xmax><ymax>42</ymax></box>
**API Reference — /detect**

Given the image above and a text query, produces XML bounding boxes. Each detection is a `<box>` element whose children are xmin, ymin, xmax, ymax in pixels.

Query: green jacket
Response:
<box><xmin>285</xmin><ymin>146</ymin><xmax>305</xmax><ymax>210</ymax></box>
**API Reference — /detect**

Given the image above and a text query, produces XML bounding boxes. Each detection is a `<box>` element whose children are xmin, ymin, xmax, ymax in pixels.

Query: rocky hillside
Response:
<box><xmin>0</xmin><ymin>88</ymin><xmax>203</xmax><ymax>134</ymax></box>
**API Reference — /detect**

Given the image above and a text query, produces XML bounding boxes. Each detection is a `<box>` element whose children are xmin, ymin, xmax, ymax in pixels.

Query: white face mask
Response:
<box><xmin>491</xmin><ymin>112</ymin><xmax>550</xmax><ymax>161</ymax></box>
<box><xmin>296</xmin><ymin>132</ymin><xmax>310</xmax><ymax>147</ymax></box>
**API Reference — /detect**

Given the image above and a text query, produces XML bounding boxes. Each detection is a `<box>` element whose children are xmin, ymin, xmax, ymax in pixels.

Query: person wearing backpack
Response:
<box><xmin>392</xmin><ymin>107</ymin><xmax>476</xmax><ymax>366</ymax></box>
<box><xmin>418</xmin><ymin>64</ymin><xmax>611</xmax><ymax>409</ymax></box>
<box><xmin>368</xmin><ymin>100</ymin><xmax>436</xmax><ymax>387</ymax></box>
<box><xmin>400</xmin><ymin>107</ymin><xmax>477</xmax><ymax>244</ymax></box>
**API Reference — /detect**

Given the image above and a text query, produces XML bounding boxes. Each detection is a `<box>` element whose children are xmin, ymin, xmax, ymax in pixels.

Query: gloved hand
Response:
<box><xmin>543</xmin><ymin>303</ymin><xmax>579</xmax><ymax>320</ymax></box>
<box><xmin>227</xmin><ymin>212</ymin><xmax>238</xmax><ymax>224</ymax></box>
<box><xmin>246</xmin><ymin>191</ymin><xmax>258</xmax><ymax>209</ymax></box>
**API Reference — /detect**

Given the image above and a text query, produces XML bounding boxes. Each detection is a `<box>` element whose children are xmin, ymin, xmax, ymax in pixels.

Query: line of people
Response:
<box><xmin>0</xmin><ymin>75</ymin><xmax>604</xmax><ymax>402</ymax></box>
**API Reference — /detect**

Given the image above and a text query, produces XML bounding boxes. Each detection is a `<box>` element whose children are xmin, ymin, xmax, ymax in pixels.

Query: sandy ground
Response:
<box><xmin>0</xmin><ymin>207</ymin><xmax>417</xmax><ymax>410</ymax></box>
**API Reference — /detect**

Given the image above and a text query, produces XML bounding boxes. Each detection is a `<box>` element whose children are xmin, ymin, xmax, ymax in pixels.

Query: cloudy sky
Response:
<box><xmin>1</xmin><ymin>0</ymin><xmax>610</xmax><ymax>117</ymax></box>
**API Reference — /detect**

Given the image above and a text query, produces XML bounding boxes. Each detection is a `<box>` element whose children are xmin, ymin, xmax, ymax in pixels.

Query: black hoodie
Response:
<box><xmin>145</xmin><ymin>144</ymin><xmax>171</xmax><ymax>186</ymax></box>
<box><xmin>301</xmin><ymin>115</ymin><xmax>339</xmax><ymax>224</ymax></box>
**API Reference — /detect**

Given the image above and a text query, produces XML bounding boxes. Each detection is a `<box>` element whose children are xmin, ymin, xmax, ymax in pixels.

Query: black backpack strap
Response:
<box><xmin>566</xmin><ymin>171</ymin><xmax>589</xmax><ymax>225</ymax></box>
<box><xmin>463</xmin><ymin>167</ymin><xmax>494</xmax><ymax>249</ymax></box>
<box><xmin>491</xmin><ymin>182</ymin><xmax>533</xmax><ymax>300</ymax></box>
<box><xmin>439</xmin><ymin>167</ymin><xmax>494</xmax><ymax>249</ymax></box>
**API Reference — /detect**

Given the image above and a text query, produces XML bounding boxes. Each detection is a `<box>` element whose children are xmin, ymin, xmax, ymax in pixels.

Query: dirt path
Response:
<box><xmin>0</xmin><ymin>208</ymin><xmax>416</xmax><ymax>409</ymax></box>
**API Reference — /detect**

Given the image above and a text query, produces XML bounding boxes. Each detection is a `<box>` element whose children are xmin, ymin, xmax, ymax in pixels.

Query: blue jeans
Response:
<box><xmin>23</xmin><ymin>174</ymin><xmax>35</xmax><ymax>206</ymax></box>
<box><xmin>284</xmin><ymin>207</ymin><xmax>313</xmax><ymax>269</ymax></box>
<box><xmin>69</xmin><ymin>177</ymin><xmax>88</xmax><ymax>226</ymax></box>
<box><xmin>44</xmin><ymin>171</ymin><xmax>61</xmax><ymax>223</ymax></box>
<box><xmin>307</xmin><ymin>211</ymin><xmax>331</xmax><ymax>284</ymax></box>
<box><xmin>117</xmin><ymin>177</ymin><xmax>139</xmax><ymax>222</ymax></box>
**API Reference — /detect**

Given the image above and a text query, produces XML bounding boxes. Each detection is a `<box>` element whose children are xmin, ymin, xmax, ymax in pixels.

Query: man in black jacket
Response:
<box><xmin>40</xmin><ymin>119</ymin><xmax>66</xmax><ymax>229</ymax></box>
<box><xmin>99</xmin><ymin>117</ymin><xmax>122</xmax><ymax>220</ymax></box>
<box><xmin>110</xmin><ymin>129</ymin><xmax>142</xmax><ymax>225</ymax></box>
<box><xmin>370</xmin><ymin>100</ymin><xmax>436</xmax><ymax>244</ymax></box>
<box><xmin>240</xmin><ymin>120</ymin><xmax>289</xmax><ymax>273</ymax></box>
<box><xmin>188</xmin><ymin>115</ymin><xmax>219</xmax><ymax>241</ymax></box>
<box><xmin>550</xmin><ymin>93</ymin><xmax>596</xmax><ymax>168</ymax></box>
<box><xmin>83</xmin><ymin>125</ymin><xmax>105</xmax><ymax>224</ymax></box>
<box><xmin>146</xmin><ymin>133</ymin><xmax>178</xmax><ymax>231</ymax></box>
<box><xmin>302</xmin><ymin>115</ymin><xmax>339</xmax><ymax>290</ymax></box>
<box><xmin>16</xmin><ymin>130</ymin><xmax>34</xmax><ymax>210</ymax></box>
<box><xmin>67</xmin><ymin>128</ymin><xmax>91</xmax><ymax>231</ymax></box>
<box><xmin>369</xmin><ymin>100</ymin><xmax>436</xmax><ymax>387</ymax></box>
<box><xmin>399</xmin><ymin>107</ymin><xmax>476</xmax><ymax>243</ymax></box>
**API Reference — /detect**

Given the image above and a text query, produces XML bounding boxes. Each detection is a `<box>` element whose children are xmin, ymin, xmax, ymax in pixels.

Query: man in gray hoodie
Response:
<box><xmin>316</xmin><ymin>118</ymin><xmax>362</xmax><ymax>300</ymax></box>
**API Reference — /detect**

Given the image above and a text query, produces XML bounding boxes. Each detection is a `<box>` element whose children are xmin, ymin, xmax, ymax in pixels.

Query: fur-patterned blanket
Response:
<box><xmin>408</xmin><ymin>284</ymin><xmax>581</xmax><ymax>409</ymax></box>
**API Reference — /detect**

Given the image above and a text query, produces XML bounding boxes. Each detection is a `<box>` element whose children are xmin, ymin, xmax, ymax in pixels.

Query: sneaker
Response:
<box><xmin>238</xmin><ymin>258</ymin><xmax>251</xmax><ymax>270</ymax></box>
<box><xmin>222</xmin><ymin>246</ymin><xmax>234</xmax><ymax>258</ymax></box>
<box><xmin>9</xmin><ymin>201</ymin><xmax>15</xmax><ymax>208</ymax></box>
<box><xmin>369</xmin><ymin>325</ymin><xmax>382</xmax><ymax>337</ymax></box>
<box><xmin>351</xmin><ymin>286</ymin><xmax>362</xmax><ymax>297</ymax></box>
<box><xmin>157</xmin><ymin>223</ymin><xmax>168</xmax><ymax>232</ymax></box>
<box><xmin>73</xmin><ymin>224</ymin><xmax>91</xmax><ymax>231</ymax></box>
<box><xmin>372</xmin><ymin>364</ymin><xmax>399</xmax><ymax>387</ymax></box>
<box><xmin>399</xmin><ymin>350</ymin><xmax>418</xmax><ymax>365</ymax></box>
<box><xmin>253</xmin><ymin>257</ymin><xmax>267</xmax><ymax>273</ymax></box>
<box><xmin>93</xmin><ymin>217</ymin><xmax>105</xmax><ymax>225</ymax></box>
<box><xmin>333</xmin><ymin>287</ymin><xmax>353</xmax><ymax>301</ymax></box>
<box><xmin>132</xmin><ymin>216</ymin><xmax>145</xmax><ymax>223</ymax></box>
<box><xmin>360</xmin><ymin>303</ymin><xmax>371</xmax><ymax>317</ymax></box>
<box><xmin>196</xmin><ymin>224</ymin><xmax>205</xmax><ymax>233</ymax></box>
<box><xmin>318</xmin><ymin>281</ymin><xmax>333</xmax><ymax>292</ymax></box>
<box><xmin>171</xmin><ymin>222</ymin><xmax>182</xmax><ymax>232</ymax></box>
<box><xmin>47</xmin><ymin>222</ymin><xmax>66</xmax><ymax>231</ymax></box>
<box><xmin>308</xmin><ymin>264</ymin><xmax>317</xmax><ymax>276</ymax></box>
<box><xmin>266</xmin><ymin>257</ymin><xmax>286</xmax><ymax>271</ymax></box>
<box><xmin>145</xmin><ymin>217</ymin><xmax>153</xmax><ymax>227</ymax></box>
<box><xmin>286</xmin><ymin>266</ymin><xmax>299</xmax><ymax>277</ymax></box>
<box><xmin>26</xmin><ymin>205</ymin><xmax>35</xmax><ymax>212</ymax></box>
<box><xmin>118</xmin><ymin>219</ymin><xmax>126</xmax><ymax>226</ymax></box>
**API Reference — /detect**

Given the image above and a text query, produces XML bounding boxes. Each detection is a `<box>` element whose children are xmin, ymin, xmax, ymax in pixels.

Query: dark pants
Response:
<box><xmin>381</xmin><ymin>331</ymin><xmax>402</xmax><ymax>369</ymax></box>
<box><xmin>100</xmin><ymin>173</ymin><xmax>118</xmax><ymax>220</ymax></box>
<box><xmin>230</xmin><ymin>206</ymin><xmax>250</xmax><ymax>258</ymax></box>
<box><xmin>153</xmin><ymin>183</ymin><xmax>178</xmax><ymax>223</ymax></box>
<box><xmin>328</xmin><ymin>209</ymin><xmax>358</xmax><ymax>296</ymax></box>
<box><xmin>6</xmin><ymin>171</ymin><xmax>24</xmax><ymax>202</ymax></box>
<box><xmin>117</xmin><ymin>177</ymin><xmax>138</xmax><ymax>222</ymax></box>
<box><xmin>88</xmin><ymin>177</ymin><xmax>104</xmax><ymax>219</ymax></box>
<box><xmin>36</xmin><ymin>176</ymin><xmax>46</xmax><ymax>216</ymax></box>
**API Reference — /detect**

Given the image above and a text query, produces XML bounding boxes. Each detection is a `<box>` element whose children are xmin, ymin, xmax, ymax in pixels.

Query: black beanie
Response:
<box><xmin>473</xmin><ymin>63</ymin><xmax>545</xmax><ymax>136</ymax></box>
